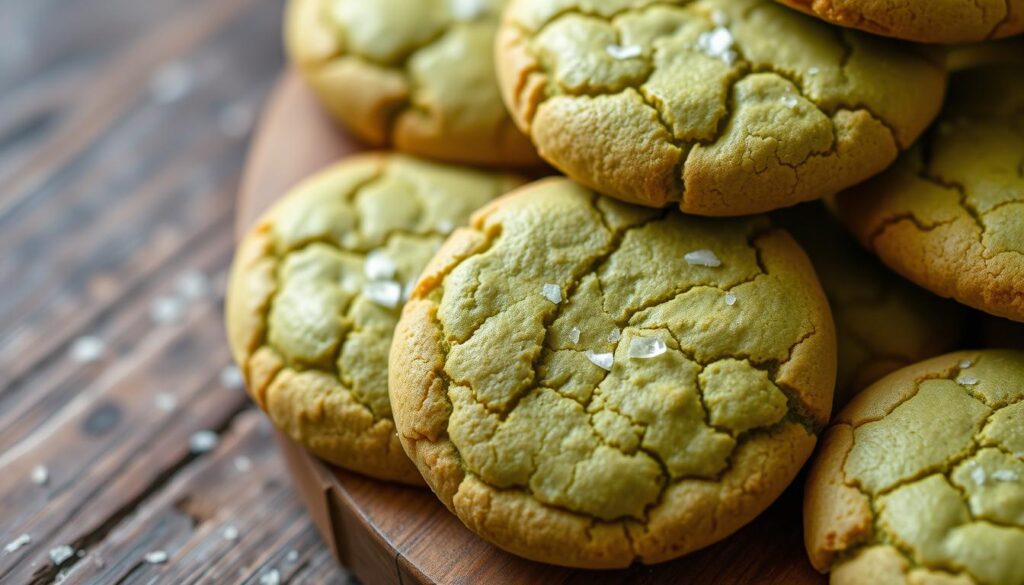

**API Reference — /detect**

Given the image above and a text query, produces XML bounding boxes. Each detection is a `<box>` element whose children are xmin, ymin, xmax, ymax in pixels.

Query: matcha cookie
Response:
<box><xmin>225</xmin><ymin>154</ymin><xmax>523</xmax><ymax>484</ymax></box>
<box><xmin>775</xmin><ymin>0</ymin><xmax>1024</xmax><ymax>44</ymax></box>
<box><xmin>285</xmin><ymin>0</ymin><xmax>540</xmax><ymax>167</ymax></box>
<box><xmin>389</xmin><ymin>178</ymin><xmax>836</xmax><ymax>567</ymax></box>
<box><xmin>776</xmin><ymin>203</ymin><xmax>965</xmax><ymax>409</ymax></box>
<box><xmin>496</xmin><ymin>0</ymin><xmax>946</xmax><ymax>216</ymax></box>
<box><xmin>805</xmin><ymin>350</ymin><xmax>1024</xmax><ymax>585</ymax></box>
<box><xmin>835</xmin><ymin>66</ymin><xmax>1024</xmax><ymax>323</ymax></box>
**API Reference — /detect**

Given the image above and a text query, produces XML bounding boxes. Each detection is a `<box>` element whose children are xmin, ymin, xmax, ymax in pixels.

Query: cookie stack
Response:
<box><xmin>226</xmin><ymin>0</ymin><xmax>1024</xmax><ymax>581</ymax></box>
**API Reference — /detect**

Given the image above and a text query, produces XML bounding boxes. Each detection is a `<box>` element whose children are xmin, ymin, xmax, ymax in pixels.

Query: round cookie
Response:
<box><xmin>775</xmin><ymin>0</ymin><xmax>1024</xmax><ymax>44</ymax></box>
<box><xmin>495</xmin><ymin>0</ymin><xmax>947</xmax><ymax>216</ymax></box>
<box><xmin>776</xmin><ymin>203</ymin><xmax>965</xmax><ymax>409</ymax></box>
<box><xmin>805</xmin><ymin>350</ymin><xmax>1024</xmax><ymax>585</ymax></box>
<box><xmin>834</xmin><ymin>66</ymin><xmax>1024</xmax><ymax>324</ymax></box>
<box><xmin>225</xmin><ymin>153</ymin><xmax>523</xmax><ymax>484</ymax></box>
<box><xmin>285</xmin><ymin>0</ymin><xmax>540</xmax><ymax>167</ymax></box>
<box><xmin>389</xmin><ymin>178</ymin><xmax>837</xmax><ymax>567</ymax></box>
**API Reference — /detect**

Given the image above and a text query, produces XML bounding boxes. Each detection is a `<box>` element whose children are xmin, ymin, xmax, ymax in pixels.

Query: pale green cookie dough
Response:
<box><xmin>836</xmin><ymin>66</ymin><xmax>1024</xmax><ymax>324</ymax></box>
<box><xmin>390</xmin><ymin>178</ymin><xmax>837</xmax><ymax>567</ymax></box>
<box><xmin>496</xmin><ymin>0</ymin><xmax>946</xmax><ymax>216</ymax></box>
<box><xmin>225</xmin><ymin>153</ymin><xmax>522</xmax><ymax>484</ymax></box>
<box><xmin>776</xmin><ymin>203</ymin><xmax>965</xmax><ymax>409</ymax></box>
<box><xmin>285</xmin><ymin>0</ymin><xmax>540</xmax><ymax>166</ymax></box>
<box><xmin>805</xmin><ymin>350</ymin><xmax>1024</xmax><ymax>585</ymax></box>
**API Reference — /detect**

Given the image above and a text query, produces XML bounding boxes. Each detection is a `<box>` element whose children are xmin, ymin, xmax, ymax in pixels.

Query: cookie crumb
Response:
<box><xmin>607</xmin><ymin>328</ymin><xmax>621</xmax><ymax>342</ymax></box>
<box><xmin>541</xmin><ymin>283</ymin><xmax>562</xmax><ymax>304</ymax></box>
<box><xmin>628</xmin><ymin>337</ymin><xmax>667</xmax><ymax>359</ymax></box>
<box><xmin>155</xmin><ymin>393</ymin><xmax>177</xmax><ymax>412</ymax></box>
<box><xmin>189</xmin><ymin>430</ymin><xmax>219</xmax><ymax>454</ymax></box>
<box><xmin>143</xmin><ymin>550</ymin><xmax>168</xmax><ymax>564</ymax></box>
<box><xmin>959</xmin><ymin>358</ymin><xmax>973</xmax><ymax>369</ymax></box>
<box><xmin>605</xmin><ymin>44</ymin><xmax>642</xmax><ymax>60</ymax></box>
<box><xmin>4</xmin><ymin>534</ymin><xmax>31</xmax><ymax>553</ymax></box>
<box><xmin>31</xmin><ymin>465</ymin><xmax>48</xmax><ymax>486</ymax></box>
<box><xmin>957</xmin><ymin>374</ymin><xmax>979</xmax><ymax>386</ymax></box>
<box><xmin>220</xmin><ymin>365</ymin><xmax>245</xmax><ymax>390</ymax></box>
<box><xmin>49</xmin><ymin>545</ymin><xmax>75</xmax><ymax>565</ymax></box>
<box><xmin>69</xmin><ymin>336</ymin><xmax>105</xmax><ymax>363</ymax></box>
<box><xmin>684</xmin><ymin>249</ymin><xmax>722</xmax><ymax>267</ymax></box>
<box><xmin>584</xmin><ymin>350</ymin><xmax>613</xmax><ymax>371</ymax></box>
<box><xmin>363</xmin><ymin>281</ymin><xmax>402</xmax><ymax>308</ymax></box>
<box><xmin>259</xmin><ymin>568</ymin><xmax>281</xmax><ymax>585</ymax></box>
<box><xmin>724</xmin><ymin>292</ymin><xmax>737</xmax><ymax>306</ymax></box>
<box><xmin>569</xmin><ymin>327</ymin><xmax>581</xmax><ymax>344</ymax></box>
<box><xmin>696</xmin><ymin>27</ymin><xmax>737</xmax><ymax>65</ymax></box>
<box><xmin>364</xmin><ymin>250</ymin><xmax>397</xmax><ymax>280</ymax></box>
<box><xmin>223</xmin><ymin>525</ymin><xmax>240</xmax><ymax>541</ymax></box>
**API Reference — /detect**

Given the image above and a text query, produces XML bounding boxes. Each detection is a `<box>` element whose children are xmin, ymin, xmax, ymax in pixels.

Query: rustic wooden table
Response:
<box><xmin>0</xmin><ymin>0</ymin><xmax>357</xmax><ymax>582</ymax></box>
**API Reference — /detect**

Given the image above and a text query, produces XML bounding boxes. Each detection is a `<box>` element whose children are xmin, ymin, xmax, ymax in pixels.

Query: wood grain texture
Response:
<box><xmin>0</xmin><ymin>0</ymin><xmax>354</xmax><ymax>583</ymax></box>
<box><xmin>241</xmin><ymin>72</ymin><xmax>827</xmax><ymax>585</ymax></box>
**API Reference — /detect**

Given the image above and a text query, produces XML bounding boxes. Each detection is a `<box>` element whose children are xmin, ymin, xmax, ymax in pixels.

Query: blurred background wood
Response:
<box><xmin>0</xmin><ymin>0</ymin><xmax>356</xmax><ymax>582</ymax></box>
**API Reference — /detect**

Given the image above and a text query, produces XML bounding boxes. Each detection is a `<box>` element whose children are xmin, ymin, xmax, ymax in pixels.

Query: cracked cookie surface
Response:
<box><xmin>835</xmin><ymin>66</ymin><xmax>1024</xmax><ymax>324</ymax></box>
<box><xmin>389</xmin><ymin>177</ymin><xmax>836</xmax><ymax>567</ymax></box>
<box><xmin>225</xmin><ymin>153</ymin><xmax>523</xmax><ymax>484</ymax></box>
<box><xmin>775</xmin><ymin>0</ymin><xmax>1024</xmax><ymax>43</ymax></box>
<box><xmin>776</xmin><ymin>203</ymin><xmax>965</xmax><ymax>410</ymax></box>
<box><xmin>805</xmin><ymin>350</ymin><xmax>1024</xmax><ymax>585</ymax></box>
<box><xmin>495</xmin><ymin>0</ymin><xmax>946</xmax><ymax>217</ymax></box>
<box><xmin>285</xmin><ymin>0</ymin><xmax>540</xmax><ymax>167</ymax></box>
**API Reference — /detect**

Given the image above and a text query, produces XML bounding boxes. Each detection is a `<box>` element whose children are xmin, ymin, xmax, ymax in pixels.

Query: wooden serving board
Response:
<box><xmin>239</xmin><ymin>69</ymin><xmax>826</xmax><ymax>585</ymax></box>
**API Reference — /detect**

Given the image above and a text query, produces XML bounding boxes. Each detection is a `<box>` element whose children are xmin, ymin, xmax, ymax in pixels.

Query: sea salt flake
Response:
<box><xmin>49</xmin><ymin>545</ymin><xmax>75</xmax><ymax>565</ymax></box>
<box><xmin>220</xmin><ymin>365</ymin><xmax>245</xmax><ymax>390</ymax></box>
<box><xmin>259</xmin><ymin>568</ymin><xmax>281</xmax><ymax>585</ymax></box>
<box><xmin>957</xmin><ymin>374</ymin><xmax>979</xmax><ymax>386</ymax></box>
<box><xmin>150</xmin><ymin>61</ymin><xmax>193</xmax><ymax>104</ymax></box>
<box><xmin>724</xmin><ymin>292</ymin><xmax>737</xmax><ymax>306</ymax></box>
<box><xmin>70</xmin><ymin>336</ymin><xmax>105</xmax><ymax>363</ymax></box>
<box><xmin>606</xmin><ymin>44</ymin><xmax>643</xmax><ymax>60</ymax></box>
<box><xmin>189</xmin><ymin>430</ymin><xmax>219</xmax><ymax>454</ymax></box>
<box><xmin>437</xmin><ymin>219</ymin><xmax>455</xmax><ymax>234</ymax></box>
<box><xmin>144</xmin><ymin>550</ymin><xmax>168</xmax><ymax>564</ymax></box>
<box><xmin>176</xmin><ymin>270</ymin><xmax>210</xmax><ymax>300</ymax></box>
<box><xmin>155</xmin><ymin>392</ymin><xmax>177</xmax><ymax>412</ymax></box>
<box><xmin>628</xmin><ymin>337</ymin><xmax>667</xmax><ymax>359</ymax></box>
<box><xmin>223</xmin><ymin>525</ymin><xmax>240</xmax><ymax>541</ymax></box>
<box><xmin>781</xmin><ymin>95</ymin><xmax>799</xmax><ymax>109</ymax></box>
<box><xmin>807</xmin><ymin>66</ymin><xmax>820</xmax><ymax>75</ymax></box>
<box><xmin>31</xmin><ymin>465</ymin><xmax>48</xmax><ymax>486</ymax></box>
<box><xmin>569</xmin><ymin>327</ymin><xmax>581</xmax><ymax>344</ymax></box>
<box><xmin>607</xmin><ymin>328</ymin><xmax>621</xmax><ymax>342</ymax></box>
<box><xmin>4</xmin><ymin>534</ymin><xmax>31</xmax><ymax>553</ymax></box>
<box><xmin>992</xmin><ymin>469</ymin><xmax>1019</xmax><ymax>482</ymax></box>
<box><xmin>450</xmin><ymin>0</ymin><xmax>487</xmax><ymax>20</ymax></box>
<box><xmin>364</xmin><ymin>249</ymin><xmax>397</xmax><ymax>280</ymax></box>
<box><xmin>710</xmin><ymin>9</ymin><xmax>728</xmax><ymax>25</ymax></box>
<box><xmin>363</xmin><ymin>280</ymin><xmax>402</xmax><ymax>308</ymax></box>
<box><xmin>959</xmin><ymin>358</ymin><xmax>973</xmax><ymax>369</ymax></box>
<box><xmin>234</xmin><ymin>456</ymin><xmax>252</xmax><ymax>472</ymax></box>
<box><xmin>541</xmin><ymin>284</ymin><xmax>562</xmax><ymax>305</ymax></box>
<box><xmin>684</xmin><ymin>249</ymin><xmax>722</xmax><ymax>268</ymax></box>
<box><xmin>285</xmin><ymin>550</ymin><xmax>299</xmax><ymax>563</ymax></box>
<box><xmin>585</xmin><ymin>350</ymin><xmax>614</xmax><ymax>371</ymax></box>
<box><xmin>150</xmin><ymin>295</ymin><xmax>186</xmax><ymax>324</ymax></box>
<box><xmin>971</xmin><ymin>466</ymin><xmax>987</xmax><ymax>485</ymax></box>
<box><xmin>696</xmin><ymin>27</ymin><xmax>737</xmax><ymax>65</ymax></box>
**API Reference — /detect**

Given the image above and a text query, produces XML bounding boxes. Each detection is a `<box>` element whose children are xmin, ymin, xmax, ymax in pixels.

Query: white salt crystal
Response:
<box><xmin>49</xmin><ymin>545</ymin><xmax>75</xmax><ymax>565</ymax></box>
<box><xmin>217</xmin><ymin>102</ymin><xmax>254</xmax><ymax>140</ymax></box>
<box><xmin>541</xmin><ymin>284</ymin><xmax>562</xmax><ymax>305</ymax></box>
<box><xmin>155</xmin><ymin>393</ymin><xmax>177</xmax><ymax>412</ymax></box>
<box><xmin>189</xmin><ymin>430</ymin><xmax>219</xmax><ymax>454</ymax></box>
<box><xmin>971</xmin><ymin>466</ymin><xmax>987</xmax><ymax>485</ymax></box>
<box><xmin>286</xmin><ymin>550</ymin><xmax>299</xmax><ymax>563</ymax></box>
<box><xmin>364</xmin><ymin>249</ymin><xmax>397</xmax><ymax>280</ymax></box>
<box><xmin>363</xmin><ymin>281</ymin><xmax>402</xmax><ymax>308</ymax></box>
<box><xmin>150</xmin><ymin>295</ymin><xmax>186</xmax><ymax>324</ymax></box>
<box><xmin>606</xmin><ymin>44</ymin><xmax>643</xmax><ymax>60</ymax></box>
<box><xmin>144</xmin><ymin>550</ymin><xmax>168</xmax><ymax>564</ymax></box>
<box><xmin>724</xmin><ymin>292</ymin><xmax>737</xmax><ymax>306</ymax></box>
<box><xmin>781</xmin><ymin>95</ymin><xmax>799</xmax><ymax>109</ymax></box>
<box><xmin>223</xmin><ymin>525</ymin><xmax>240</xmax><ymax>541</ymax></box>
<box><xmin>150</xmin><ymin>61</ymin><xmax>193</xmax><ymax>104</ymax></box>
<box><xmin>69</xmin><ymin>336</ymin><xmax>105</xmax><ymax>363</ymax></box>
<box><xmin>959</xmin><ymin>358</ymin><xmax>973</xmax><ymax>369</ymax></box>
<box><xmin>697</xmin><ymin>27</ymin><xmax>737</xmax><ymax>65</ymax></box>
<box><xmin>710</xmin><ymin>9</ymin><xmax>728</xmax><ymax>26</ymax></box>
<box><xmin>437</xmin><ymin>219</ymin><xmax>455</xmax><ymax>234</ymax></box>
<box><xmin>259</xmin><ymin>568</ymin><xmax>281</xmax><ymax>585</ymax></box>
<box><xmin>628</xmin><ymin>337</ymin><xmax>667</xmax><ymax>359</ymax></box>
<box><xmin>684</xmin><ymin>249</ymin><xmax>722</xmax><ymax>267</ymax></box>
<box><xmin>4</xmin><ymin>534</ymin><xmax>31</xmax><ymax>553</ymax></box>
<box><xmin>220</xmin><ymin>365</ymin><xmax>245</xmax><ymax>390</ymax></box>
<box><xmin>807</xmin><ymin>66</ymin><xmax>820</xmax><ymax>76</ymax></box>
<box><xmin>992</xmin><ymin>469</ymin><xmax>1019</xmax><ymax>482</ymax></box>
<box><xmin>31</xmin><ymin>465</ymin><xmax>48</xmax><ymax>486</ymax></box>
<box><xmin>607</xmin><ymin>328</ymin><xmax>621</xmax><ymax>342</ymax></box>
<box><xmin>957</xmin><ymin>374</ymin><xmax>979</xmax><ymax>386</ymax></box>
<box><xmin>569</xmin><ymin>327</ymin><xmax>581</xmax><ymax>345</ymax></box>
<box><xmin>234</xmin><ymin>456</ymin><xmax>252</xmax><ymax>473</ymax></box>
<box><xmin>176</xmin><ymin>270</ymin><xmax>210</xmax><ymax>300</ymax></box>
<box><xmin>585</xmin><ymin>350</ymin><xmax>614</xmax><ymax>371</ymax></box>
<box><xmin>450</xmin><ymin>0</ymin><xmax>487</xmax><ymax>20</ymax></box>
